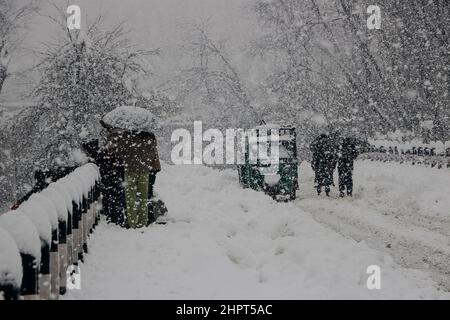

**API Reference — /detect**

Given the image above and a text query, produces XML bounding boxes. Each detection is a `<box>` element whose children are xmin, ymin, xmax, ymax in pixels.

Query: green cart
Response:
<box><xmin>238</xmin><ymin>124</ymin><xmax>299</xmax><ymax>201</ymax></box>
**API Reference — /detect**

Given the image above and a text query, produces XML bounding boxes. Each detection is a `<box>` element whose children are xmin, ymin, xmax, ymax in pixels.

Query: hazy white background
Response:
<box><xmin>3</xmin><ymin>0</ymin><xmax>258</xmax><ymax>101</ymax></box>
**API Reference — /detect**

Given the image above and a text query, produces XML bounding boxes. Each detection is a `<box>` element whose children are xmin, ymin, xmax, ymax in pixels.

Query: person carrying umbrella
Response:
<box><xmin>101</xmin><ymin>106</ymin><xmax>161</xmax><ymax>229</ymax></box>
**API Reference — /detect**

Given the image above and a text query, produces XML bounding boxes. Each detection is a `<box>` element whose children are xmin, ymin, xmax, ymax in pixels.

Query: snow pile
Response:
<box><xmin>19</xmin><ymin>200</ymin><xmax>52</xmax><ymax>246</ymax></box>
<box><xmin>0</xmin><ymin>211</ymin><xmax>41</xmax><ymax>261</ymax></box>
<box><xmin>60</xmin><ymin>176</ymin><xmax>83</xmax><ymax>204</ymax></box>
<box><xmin>47</xmin><ymin>184</ymin><xmax>73</xmax><ymax>216</ymax></box>
<box><xmin>5</xmin><ymin>163</ymin><xmax>100</xmax><ymax>248</ymax></box>
<box><xmin>65</xmin><ymin>164</ymin><xmax>449</xmax><ymax>300</ymax></box>
<box><xmin>0</xmin><ymin>227</ymin><xmax>22</xmax><ymax>288</ymax></box>
<box><xmin>40</xmin><ymin>188</ymin><xmax>68</xmax><ymax>223</ymax></box>
<box><xmin>0</xmin><ymin>162</ymin><xmax>100</xmax><ymax>295</ymax></box>
<box><xmin>72</xmin><ymin>164</ymin><xmax>99</xmax><ymax>198</ymax></box>
<box><xmin>298</xmin><ymin>160</ymin><xmax>450</xmax><ymax>291</ymax></box>
<box><xmin>28</xmin><ymin>194</ymin><xmax>59</xmax><ymax>231</ymax></box>
<box><xmin>102</xmin><ymin>106</ymin><xmax>157</xmax><ymax>132</ymax></box>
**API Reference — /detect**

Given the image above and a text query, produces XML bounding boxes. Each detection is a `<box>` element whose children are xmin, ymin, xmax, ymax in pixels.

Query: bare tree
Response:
<box><xmin>0</xmin><ymin>42</ymin><xmax>10</xmax><ymax>93</ymax></box>
<box><xmin>175</xmin><ymin>21</ymin><xmax>258</xmax><ymax>129</ymax></box>
<box><xmin>252</xmin><ymin>0</ymin><xmax>450</xmax><ymax>141</ymax></box>
<box><xmin>0</xmin><ymin>0</ymin><xmax>38</xmax><ymax>95</ymax></box>
<box><xmin>0</xmin><ymin>8</ymin><xmax>160</xmax><ymax>207</ymax></box>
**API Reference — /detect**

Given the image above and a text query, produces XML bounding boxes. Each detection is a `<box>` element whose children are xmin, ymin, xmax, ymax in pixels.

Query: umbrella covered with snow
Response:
<box><xmin>101</xmin><ymin>106</ymin><xmax>157</xmax><ymax>133</ymax></box>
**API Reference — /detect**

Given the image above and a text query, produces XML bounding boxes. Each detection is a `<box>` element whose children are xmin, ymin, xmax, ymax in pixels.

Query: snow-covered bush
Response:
<box><xmin>0</xmin><ymin>15</ymin><xmax>160</xmax><ymax>208</ymax></box>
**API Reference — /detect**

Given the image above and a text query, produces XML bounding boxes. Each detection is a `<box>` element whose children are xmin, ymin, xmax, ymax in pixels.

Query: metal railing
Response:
<box><xmin>0</xmin><ymin>163</ymin><xmax>101</xmax><ymax>300</ymax></box>
<box><xmin>360</xmin><ymin>145</ymin><xmax>450</xmax><ymax>169</ymax></box>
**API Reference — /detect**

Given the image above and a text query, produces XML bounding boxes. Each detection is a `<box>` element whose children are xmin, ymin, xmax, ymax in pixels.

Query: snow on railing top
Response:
<box><xmin>0</xmin><ymin>211</ymin><xmax>41</xmax><ymax>260</ymax></box>
<box><xmin>40</xmin><ymin>187</ymin><xmax>69</xmax><ymax>222</ymax></box>
<box><xmin>19</xmin><ymin>200</ymin><xmax>53</xmax><ymax>245</ymax></box>
<box><xmin>0</xmin><ymin>228</ymin><xmax>22</xmax><ymax>289</ymax></box>
<box><xmin>369</xmin><ymin>139</ymin><xmax>450</xmax><ymax>155</ymax></box>
<box><xmin>0</xmin><ymin>163</ymin><xmax>100</xmax><ymax>292</ymax></box>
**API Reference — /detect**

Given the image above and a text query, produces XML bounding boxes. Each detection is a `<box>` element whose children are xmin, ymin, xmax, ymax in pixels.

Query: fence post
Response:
<box><xmin>88</xmin><ymin>187</ymin><xmax>94</xmax><ymax>234</ymax></box>
<box><xmin>39</xmin><ymin>241</ymin><xmax>51</xmax><ymax>300</ymax></box>
<box><xmin>20</xmin><ymin>252</ymin><xmax>40</xmax><ymax>300</ymax></box>
<box><xmin>0</xmin><ymin>227</ymin><xmax>22</xmax><ymax>300</ymax></box>
<box><xmin>17</xmin><ymin>201</ymin><xmax>53</xmax><ymax>301</ymax></box>
<box><xmin>41</xmin><ymin>186</ymin><xmax>70</xmax><ymax>298</ymax></box>
<box><xmin>94</xmin><ymin>181</ymin><xmax>101</xmax><ymax>226</ymax></box>
<box><xmin>66</xmin><ymin>205</ymin><xmax>73</xmax><ymax>277</ymax></box>
<box><xmin>58</xmin><ymin>218</ymin><xmax>67</xmax><ymax>296</ymax></box>
<box><xmin>49</xmin><ymin>227</ymin><xmax>59</xmax><ymax>300</ymax></box>
<box><xmin>72</xmin><ymin>201</ymin><xmax>81</xmax><ymax>266</ymax></box>
<box><xmin>0</xmin><ymin>212</ymin><xmax>41</xmax><ymax>300</ymax></box>
<box><xmin>29</xmin><ymin>194</ymin><xmax>59</xmax><ymax>300</ymax></box>
<box><xmin>82</xmin><ymin>195</ymin><xmax>89</xmax><ymax>255</ymax></box>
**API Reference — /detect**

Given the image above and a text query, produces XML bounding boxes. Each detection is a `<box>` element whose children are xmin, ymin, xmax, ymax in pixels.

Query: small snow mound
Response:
<box><xmin>0</xmin><ymin>227</ymin><xmax>22</xmax><ymax>288</ymax></box>
<box><xmin>29</xmin><ymin>194</ymin><xmax>58</xmax><ymax>230</ymax></box>
<box><xmin>102</xmin><ymin>106</ymin><xmax>157</xmax><ymax>132</ymax></box>
<box><xmin>0</xmin><ymin>211</ymin><xmax>41</xmax><ymax>260</ymax></box>
<box><xmin>19</xmin><ymin>200</ymin><xmax>52</xmax><ymax>246</ymax></box>
<box><xmin>47</xmin><ymin>183</ymin><xmax>73</xmax><ymax>215</ymax></box>
<box><xmin>40</xmin><ymin>188</ymin><xmax>68</xmax><ymax>222</ymax></box>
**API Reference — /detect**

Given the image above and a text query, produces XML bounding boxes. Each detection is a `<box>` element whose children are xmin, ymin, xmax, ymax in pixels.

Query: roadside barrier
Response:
<box><xmin>0</xmin><ymin>163</ymin><xmax>101</xmax><ymax>300</ymax></box>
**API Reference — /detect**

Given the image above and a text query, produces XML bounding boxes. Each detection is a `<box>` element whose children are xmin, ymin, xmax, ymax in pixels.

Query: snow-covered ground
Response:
<box><xmin>65</xmin><ymin>161</ymin><xmax>450</xmax><ymax>300</ymax></box>
<box><xmin>297</xmin><ymin>160</ymin><xmax>450</xmax><ymax>291</ymax></box>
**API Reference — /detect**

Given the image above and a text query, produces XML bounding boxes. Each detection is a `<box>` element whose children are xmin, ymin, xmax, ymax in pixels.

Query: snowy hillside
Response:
<box><xmin>64</xmin><ymin>162</ymin><xmax>450</xmax><ymax>300</ymax></box>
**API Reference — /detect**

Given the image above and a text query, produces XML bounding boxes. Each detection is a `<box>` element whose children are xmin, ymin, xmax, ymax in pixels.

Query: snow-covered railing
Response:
<box><xmin>368</xmin><ymin>139</ymin><xmax>450</xmax><ymax>157</ymax></box>
<box><xmin>0</xmin><ymin>163</ymin><xmax>101</xmax><ymax>300</ymax></box>
<box><xmin>361</xmin><ymin>140</ymin><xmax>450</xmax><ymax>169</ymax></box>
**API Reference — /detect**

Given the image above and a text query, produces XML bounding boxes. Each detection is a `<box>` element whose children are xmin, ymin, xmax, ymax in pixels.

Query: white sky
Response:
<box><xmin>3</xmin><ymin>0</ymin><xmax>258</xmax><ymax>101</ymax></box>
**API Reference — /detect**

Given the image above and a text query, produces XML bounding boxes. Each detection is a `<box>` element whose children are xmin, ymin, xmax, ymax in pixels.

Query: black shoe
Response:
<box><xmin>339</xmin><ymin>192</ymin><xmax>345</xmax><ymax>198</ymax></box>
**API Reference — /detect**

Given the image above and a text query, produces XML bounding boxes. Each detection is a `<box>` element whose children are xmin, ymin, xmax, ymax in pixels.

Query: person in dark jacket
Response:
<box><xmin>310</xmin><ymin>134</ymin><xmax>337</xmax><ymax>196</ymax></box>
<box><xmin>105</xmin><ymin>127</ymin><xmax>161</xmax><ymax>229</ymax></box>
<box><xmin>82</xmin><ymin>139</ymin><xmax>126</xmax><ymax>226</ymax></box>
<box><xmin>337</xmin><ymin>137</ymin><xmax>358</xmax><ymax>197</ymax></box>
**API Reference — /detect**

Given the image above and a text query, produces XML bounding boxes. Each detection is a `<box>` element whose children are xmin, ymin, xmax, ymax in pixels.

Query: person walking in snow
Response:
<box><xmin>102</xmin><ymin>107</ymin><xmax>161</xmax><ymax>229</ymax></box>
<box><xmin>337</xmin><ymin>137</ymin><xmax>358</xmax><ymax>197</ymax></box>
<box><xmin>310</xmin><ymin>134</ymin><xmax>337</xmax><ymax>196</ymax></box>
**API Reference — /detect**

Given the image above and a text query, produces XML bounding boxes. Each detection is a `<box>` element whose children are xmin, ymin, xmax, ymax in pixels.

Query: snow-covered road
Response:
<box><xmin>297</xmin><ymin>161</ymin><xmax>450</xmax><ymax>291</ymax></box>
<box><xmin>65</xmin><ymin>162</ymin><xmax>450</xmax><ymax>300</ymax></box>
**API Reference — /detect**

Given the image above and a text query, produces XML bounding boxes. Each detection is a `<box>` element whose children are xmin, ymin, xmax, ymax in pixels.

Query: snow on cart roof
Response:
<box><xmin>102</xmin><ymin>106</ymin><xmax>157</xmax><ymax>132</ymax></box>
<box><xmin>254</xmin><ymin>123</ymin><xmax>295</xmax><ymax>131</ymax></box>
<box><xmin>254</xmin><ymin>123</ymin><xmax>280</xmax><ymax>130</ymax></box>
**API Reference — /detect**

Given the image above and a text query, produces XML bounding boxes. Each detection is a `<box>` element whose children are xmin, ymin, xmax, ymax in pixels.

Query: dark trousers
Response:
<box><xmin>148</xmin><ymin>172</ymin><xmax>157</xmax><ymax>200</ymax></box>
<box><xmin>147</xmin><ymin>172</ymin><xmax>158</xmax><ymax>224</ymax></box>
<box><xmin>338</xmin><ymin>169</ymin><xmax>353</xmax><ymax>195</ymax></box>
<box><xmin>317</xmin><ymin>185</ymin><xmax>331</xmax><ymax>196</ymax></box>
<box><xmin>102</xmin><ymin>177</ymin><xmax>126</xmax><ymax>226</ymax></box>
